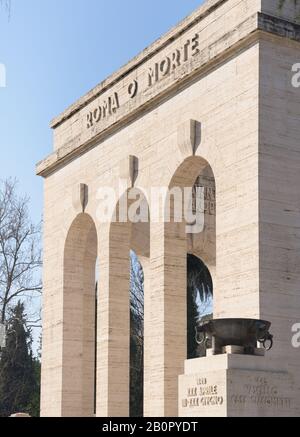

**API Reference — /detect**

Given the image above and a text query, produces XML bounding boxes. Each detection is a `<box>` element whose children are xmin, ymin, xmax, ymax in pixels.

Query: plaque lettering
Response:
<box><xmin>87</xmin><ymin>92</ymin><xmax>120</xmax><ymax>128</ymax></box>
<box><xmin>182</xmin><ymin>377</ymin><xmax>224</xmax><ymax>409</ymax></box>
<box><xmin>87</xmin><ymin>31</ymin><xmax>202</xmax><ymax>130</ymax></box>
<box><xmin>148</xmin><ymin>33</ymin><xmax>200</xmax><ymax>87</ymax></box>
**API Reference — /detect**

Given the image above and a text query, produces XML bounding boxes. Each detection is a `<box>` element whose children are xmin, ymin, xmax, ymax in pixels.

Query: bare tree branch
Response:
<box><xmin>130</xmin><ymin>251</ymin><xmax>144</xmax><ymax>347</ymax></box>
<box><xmin>0</xmin><ymin>179</ymin><xmax>42</xmax><ymax>325</ymax></box>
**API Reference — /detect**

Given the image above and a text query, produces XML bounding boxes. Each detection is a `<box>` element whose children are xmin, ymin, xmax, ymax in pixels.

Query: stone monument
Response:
<box><xmin>37</xmin><ymin>0</ymin><xmax>300</xmax><ymax>417</ymax></box>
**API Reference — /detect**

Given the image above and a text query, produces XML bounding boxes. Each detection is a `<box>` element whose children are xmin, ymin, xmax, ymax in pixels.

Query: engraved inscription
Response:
<box><xmin>87</xmin><ymin>92</ymin><xmax>120</xmax><ymax>128</ymax></box>
<box><xmin>231</xmin><ymin>377</ymin><xmax>292</xmax><ymax>410</ymax></box>
<box><xmin>128</xmin><ymin>80</ymin><xmax>138</xmax><ymax>98</ymax></box>
<box><xmin>193</xmin><ymin>177</ymin><xmax>216</xmax><ymax>216</ymax></box>
<box><xmin>86</xmin><ymin>31</ymin><xmax>201</xmax><ymax>129</ymax></box>
<box><xmin>148</xmin><ymin>33</ymin><xmax>200</xmax><ymax>87</ymax></box>
<box><xmin>182</xmin><ymin>377</ymin><xmax>224</xmax><ymax>409</ymax></box>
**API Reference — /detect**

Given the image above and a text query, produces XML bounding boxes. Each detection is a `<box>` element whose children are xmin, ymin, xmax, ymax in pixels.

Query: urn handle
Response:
<box><xmin>258</xmin><ymin>332</ymin><xmax>274</xmax><ymax>351</ymax></box>
<box><xmin>195</xmin><ymin>326</ymin><xmax>206</xmax><ymax>345</ymax></box>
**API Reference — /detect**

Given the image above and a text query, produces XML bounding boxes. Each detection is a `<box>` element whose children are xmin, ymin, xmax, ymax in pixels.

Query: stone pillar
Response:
<box><xmin>61</xmin><ymin>215</ymin><xmax>97</xmax><ymax>417</ymax></box>
<box><xmin>141</xmin><ymin>256</ymin><xmax>151</xmax><ymax>417</ymax></box>
<box><xmin>97</xmin><ymin>221</ymin><xmax>130</xmax><ymax>417</ymax></box>
<box><xmin>145</xmin><ymin>220</ymin><xmax>187</xmax><ymax>417</ymax></box>
<box><xmin>40</xmin><ymin>224</ymin><xmax>64</xmax><ymax>417</ymax></box>
<box><xmin>41</xmin><ymin>213</ymin><xmax>97</xmax><ymax>417</ymax></box>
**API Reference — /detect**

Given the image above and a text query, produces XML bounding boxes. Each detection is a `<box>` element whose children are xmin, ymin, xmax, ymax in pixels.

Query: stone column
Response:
<box><xmin>40</xmin><ymin>224</ymin><xmax>64</xmax><ymax>417</ymax></box>
<box><xmin>61</xmin><ymin>215</ymin><xmax>97</xmax><ymax>417</ymax></box>
<box><xmin>145</xmin><ymin>220</ymin><xmax>187</xmax><ymax>417</ymax></box>
<box><xmin>41</xmin><ymin>213</ymin><xmax>97</xmax><ymax>417</ymax></box>
<box><xmin>141</xmin><ymin>256</ymin><xmax>151</xmax><ymax>417</ymax></box>
<box><xmin>96</xmin><ymin>221</ymin><xmax>131</xmax><ymax>417</ymax></box>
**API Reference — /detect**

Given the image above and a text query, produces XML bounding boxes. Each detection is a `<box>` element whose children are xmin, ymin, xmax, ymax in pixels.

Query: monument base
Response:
<box><xmin>179</xmin><ymin>354</ymin><xmax>295</xmax><ymax>417</ymax></box>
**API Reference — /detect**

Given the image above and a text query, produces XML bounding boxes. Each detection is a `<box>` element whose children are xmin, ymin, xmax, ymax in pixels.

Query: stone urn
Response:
<box><xmin>195</xmin><ymin>318</ymin><xmax>273</xmax><ymax>356</ymax></box>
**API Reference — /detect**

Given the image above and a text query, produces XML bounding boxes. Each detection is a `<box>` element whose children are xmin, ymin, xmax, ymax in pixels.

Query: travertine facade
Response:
<box><xmin>38</xmin><ymin>0</ymin><xmax>300</xmax><ymax>417</ymax></box>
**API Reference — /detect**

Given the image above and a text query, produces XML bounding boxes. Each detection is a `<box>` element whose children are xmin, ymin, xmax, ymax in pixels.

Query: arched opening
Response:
<box><xmin>187</xmin><ymin>254</ymin><xmax>213</xmax><ymax>359</ymax></box>
<box><xmin>186</xmin><ymin>164</ymin><xmax>216</xmax><ymax>358</ymax></box>
<box><xmin>63</xmin><ymin>213</ymin><xmax>98</xmax><ymax>417</ymax></box>
<box><xmin>155</xmin><ymin>155</ymin><xmax>216</xmax><ymax>415</ymax></box>
<box><xmin>167</xmin><ymin>156</ymin><xmax>216</xmax><ymax>335</ymax></box>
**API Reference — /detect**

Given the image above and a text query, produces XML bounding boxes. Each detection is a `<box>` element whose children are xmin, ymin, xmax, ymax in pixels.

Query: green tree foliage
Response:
<box><xmin>187</xmin><ymin>254</ymin><xmax>213</xmax><ymax>359</ymax></box>
<box><xmin>0</xmin><ymin>302</ymin><xmax>40</xmax><ymax>417</ymax></box>
<box><xmin>26</xmin><ymin>358</ymin><xmax>41</xmax><ymax>417</ymax></box>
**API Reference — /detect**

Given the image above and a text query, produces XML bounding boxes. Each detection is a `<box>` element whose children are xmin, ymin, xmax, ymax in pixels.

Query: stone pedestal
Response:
<box><xmin>179</xmin><ymin>354</ymin><xmax>295</xmax><ymax>417</ymax></box>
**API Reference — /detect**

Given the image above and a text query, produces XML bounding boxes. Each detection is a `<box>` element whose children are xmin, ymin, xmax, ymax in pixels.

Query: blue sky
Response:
<box><xmin>0</xmin><ymin>0</ymin><xmax>204</xmax><ymax>223</ymax></box>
